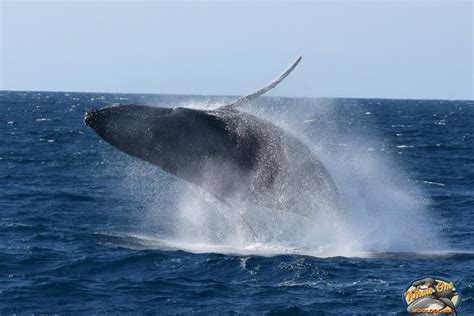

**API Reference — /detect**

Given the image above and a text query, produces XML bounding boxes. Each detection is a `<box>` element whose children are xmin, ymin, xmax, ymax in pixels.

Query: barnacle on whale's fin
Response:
<box><xmin>218</xmin><ymin>56</ymin><xmax>302</xmax><ymax>111</ymax></box>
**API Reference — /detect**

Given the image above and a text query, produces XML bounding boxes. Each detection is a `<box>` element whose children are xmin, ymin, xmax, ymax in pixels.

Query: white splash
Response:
<box><xmin>114</xmin><ymin>98</ymin><xmax>443</xmax><ymax>257</ymax></box>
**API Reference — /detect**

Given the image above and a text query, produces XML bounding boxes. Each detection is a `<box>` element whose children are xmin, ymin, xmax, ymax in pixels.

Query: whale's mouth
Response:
<box><xmin>84</xmin><ymin>108</ymin><xmax>110</xmax><ymax>133</ymax></box>
<box><xmin>84</xmin><ymin>109</ymin><xmax>100</xmax><ymax>129</ymax></box>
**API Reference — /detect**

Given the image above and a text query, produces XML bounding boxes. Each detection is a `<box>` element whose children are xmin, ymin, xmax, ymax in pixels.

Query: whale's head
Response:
<box><xmin>84</xmin><ymin>105</ymin><xmax>237</xmax><ymax>176</ymax></box>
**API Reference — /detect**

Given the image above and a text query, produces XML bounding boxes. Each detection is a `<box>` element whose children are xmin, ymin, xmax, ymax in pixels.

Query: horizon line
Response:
<box><xmin>0</xmin><ymin>89</ymin><xmax>472</xmax><ymax>102</ymax></box>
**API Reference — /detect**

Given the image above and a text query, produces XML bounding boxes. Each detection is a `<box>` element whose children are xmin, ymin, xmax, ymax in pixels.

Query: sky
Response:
<box><xmin>0</xmin><ymin>1</ymin><xmax>472</xmax><ymax>100</ymax></box>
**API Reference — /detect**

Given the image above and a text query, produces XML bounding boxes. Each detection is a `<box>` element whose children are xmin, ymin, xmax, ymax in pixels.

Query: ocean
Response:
<box><xmin>1</xmin><ymin>91</ymin><xmax>473</xmax><ymax>314</ymax></box>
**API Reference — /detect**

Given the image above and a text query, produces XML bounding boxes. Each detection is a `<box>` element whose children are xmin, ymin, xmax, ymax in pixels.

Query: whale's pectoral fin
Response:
<box><xmin>217</xmin><ymin>56</ymin><xmax>302</xmax><ymax>111</ymax></box>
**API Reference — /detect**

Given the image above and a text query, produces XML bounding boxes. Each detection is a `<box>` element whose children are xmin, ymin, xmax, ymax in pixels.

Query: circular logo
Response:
<box><xmin>402</xmin><ymin>277</ymin><xmax>461</xmax><ymax>315</ymax></box>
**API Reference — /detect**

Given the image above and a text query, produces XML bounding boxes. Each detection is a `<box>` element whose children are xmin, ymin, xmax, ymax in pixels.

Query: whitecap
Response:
<box><xmin>422</xmin><ymin>180</ymin><xmax>445</xmax><ymax>187</ymax></box>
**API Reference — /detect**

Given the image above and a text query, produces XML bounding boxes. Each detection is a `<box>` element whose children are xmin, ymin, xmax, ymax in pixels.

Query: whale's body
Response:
<box><xmin>85</xmin><ymin>57</ymin><xmax>340</xmax><ymax>215</ymax></box>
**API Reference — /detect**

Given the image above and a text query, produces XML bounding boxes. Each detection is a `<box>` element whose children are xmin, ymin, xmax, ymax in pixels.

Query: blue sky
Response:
<box><xmin>1</xmin><ymin>1</ymin><xmax>472</xmax><ymax>99</ymax></box>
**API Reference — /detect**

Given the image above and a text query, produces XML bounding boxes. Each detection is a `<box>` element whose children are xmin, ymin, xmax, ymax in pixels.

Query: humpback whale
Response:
<box><xmin>85</xmin><ymin>57</ymin><xmax>339</xmax><ymax>216</ymax></box>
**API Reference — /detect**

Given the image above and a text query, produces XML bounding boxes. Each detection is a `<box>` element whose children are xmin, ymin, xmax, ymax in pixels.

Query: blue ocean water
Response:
<box><xmin>1</xmin><ymin>91</ymin><xmax>473</xmax><ymax>314</ymax></box>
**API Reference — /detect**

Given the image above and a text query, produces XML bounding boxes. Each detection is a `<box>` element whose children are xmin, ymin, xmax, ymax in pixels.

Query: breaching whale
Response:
<box><xmin>85</xmin><ymin>57</ymin><xmax>339</xmax><ymax>216</ymax></box>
